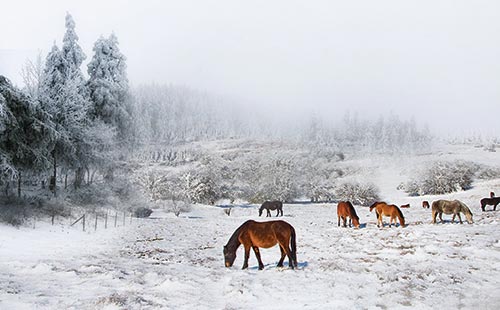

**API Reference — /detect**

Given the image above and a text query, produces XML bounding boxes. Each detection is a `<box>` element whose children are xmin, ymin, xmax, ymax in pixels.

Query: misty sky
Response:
<box><xmin>1</xmin><ymin>0</ymin><xmax>499</xmax><ymax>136</ymax></box>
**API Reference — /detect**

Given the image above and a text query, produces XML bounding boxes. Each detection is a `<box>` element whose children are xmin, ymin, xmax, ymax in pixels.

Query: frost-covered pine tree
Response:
<box><xmin>40</xmin><ymin>13</ymin><xmax>92</xmax><ymax>193</ymax></box>
<box><xmin>87</xmin><ymin>33</ymin><xmax>131</xmax><ymax>141</ymax></box>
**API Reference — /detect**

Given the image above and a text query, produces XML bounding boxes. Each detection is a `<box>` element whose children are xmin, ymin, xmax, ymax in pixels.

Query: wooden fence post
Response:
<box><xmin>105</xmin><ymin>211</ymin><xmax>108</xmax><ymax>229</ymax></box>
<box><xmin>114</xmin><ymin>212</ymin><xmax>118</xmax><ymax>227</ymax></box>
<box><xmin>94</xmin><ymin>213</ymin><xmax>98</xmax><ymax>231</ymax></box>
<box><xmin>122</xmin><ymin>211</ymin><xmax>126</xmax><ymax>226</ymax></box>
<box><xmin>82</xmin><ymin>214</ymin><xmax>86</xmax><ymax>232</ymax></box>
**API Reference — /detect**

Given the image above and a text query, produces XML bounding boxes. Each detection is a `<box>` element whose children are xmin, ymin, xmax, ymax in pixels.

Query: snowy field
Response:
<box><xmin>1</xmin><ymin>144</ymin><xmax>500</xmax><ymax>309</ymax></box>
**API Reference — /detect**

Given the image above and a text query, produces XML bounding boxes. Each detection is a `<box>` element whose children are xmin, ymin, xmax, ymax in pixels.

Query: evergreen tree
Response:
<box><xmin>87</xmin><ymin>33</ymin><xmax>131</xmax><ymax>140</ymax></box>
<box><xmin>0</xmin><ymin>76</ymin><xmax>54</xmax><ymax>196</ymax></box>
<box><xmin>40</xmin><ymin>13</ymin><xmax>91</xmax><ymax>194</ymax></box>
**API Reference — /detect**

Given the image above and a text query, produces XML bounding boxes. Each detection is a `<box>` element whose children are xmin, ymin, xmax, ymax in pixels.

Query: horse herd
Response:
<box><xmin>223</xmin><ymin>193</ymin><xmax>499</xmax><ymax>270</ymax></box>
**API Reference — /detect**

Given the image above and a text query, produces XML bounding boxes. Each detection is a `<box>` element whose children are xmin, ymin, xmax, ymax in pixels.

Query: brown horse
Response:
<box><xmin>422</xmin><ymin>201</ymin><xmax>430</xmax><ymax>209</ymax></box>
<box><xmin>480</xmin><ymin>196</ymin><xmax>500</xmax><ymax>211</ymax></box>
<box><xmin>259</xmin><ymin>201</ymin><xmax>283</xmax><ymax>217</ymax></box>
<box><xmin>223</xmin><ymin>220</ymin><xmax>297</xmax><ymax>270</ymax></box>
<box><xmin>431</xmin><ymin>200</ymin><xmax>473</xmax><ymax>224</ymax></box>
<box><xmin>369</xmin><ymin>202</ymin><xmax>405</xmax><ymax>228</ymax></box>
<box><xmin>400</xmin><ymin>204</ymin><xmax>410</xmax><ymax>208</ymax></box>
<box><xmin>337</xmin><ymin>201</ymin><xmax>360</xmax><ymax>228</ymax></box>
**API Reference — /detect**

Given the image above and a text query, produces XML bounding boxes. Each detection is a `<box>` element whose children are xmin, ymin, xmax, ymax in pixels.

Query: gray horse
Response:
<box><xmin>431</xmin><ymin>200</ymin><xmax>473</xmax><ymax>224</ymax></box>
<box><xmin>259</xmin><ymin>201</ymin><xmax>283</xmax><ymax>217</ymax></box>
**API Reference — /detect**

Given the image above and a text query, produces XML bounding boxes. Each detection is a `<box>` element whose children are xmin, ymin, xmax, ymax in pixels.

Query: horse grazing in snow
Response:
<box><xmin>431</xmin><ymin>200</ymin><xmax>473</xmax><ymax>224</ymax></box>
<box><xmin>337</xmin><ymin>201</ymin><xmax>360</xmax><ymax>228</ymax></box>
<box><xmin>259</xmin><ymin>201</ymin><xmax>283</xmax><ymax>217</ymax></box>
<box><xmin>223</xmin><ymin>220</ymin><xmax>297</xmax><ymax>270</ymax></box>
<box><xmin>400</xmin><ymin>204</ymin><xmax>410</xmax><ymax>208</ymax></box>
<box><xmin>422</xmin><ymin>201</ymin><xmax>430</xmax><ymax>209</ymax></box>
<box><xmin>369</xmin><ymin>202</ymin><xmax>405</xmax><ymax>228</ymax></box>
<box><xmin>480</xmin><ymin>195</ymin><xmax>500</xmax><ymax>211</ymax></box>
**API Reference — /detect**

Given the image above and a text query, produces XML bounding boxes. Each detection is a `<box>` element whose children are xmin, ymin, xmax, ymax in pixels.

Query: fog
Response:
<box><xmin>1</xmin><ymin>0</ymin><xmax>500</xmax><ymax>136</ymax></box>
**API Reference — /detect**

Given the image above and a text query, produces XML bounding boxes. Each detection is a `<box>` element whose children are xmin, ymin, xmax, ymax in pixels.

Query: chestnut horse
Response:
<box><xmin>422</xmin><ymin>201</ymin><xmax>430</xmax><ymax>209</ymax></box>
<box><xmin>369</xmin><ymin>202</ymin><xmax>405</xmax><ymax>228</ymax></box>
<box><xmin>480</xmin><ymin>196</ymin><xmax>500</xmax><ymax>211</ymax></box>
<box><xmin>259</xmin><ymin>201</ymin><xmax>283</xmax><ymax>217</ymax></box>
<box><xmin>431</xmin><ymin>200</ymin><xmax>473</xmax><ymax>224</ymax></box>
<box><xmin>223</xmin><ymin>220</ymin><xmax>297</xmax><ymax>270</ymax></box>
<box><xmin>337</xmin><ymin>201</ymin><xmax>360</xmax><ymax>228</ymax></box>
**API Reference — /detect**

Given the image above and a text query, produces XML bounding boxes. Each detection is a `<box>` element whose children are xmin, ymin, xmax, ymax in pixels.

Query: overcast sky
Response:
<box><xmin>1</xmin><ymin>0</ymin><xmax>499</xmax><ymax>136</ymax></box>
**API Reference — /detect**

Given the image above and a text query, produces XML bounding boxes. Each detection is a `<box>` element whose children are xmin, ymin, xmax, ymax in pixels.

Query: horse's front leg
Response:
<box><xmin>457</xmin><ymin>213</ymin><xmax>463</xmax><ymax>224</ymax></box>
<box><xmin>337</xmin><ymin>216</ymin><xmax>341</xmax><ymax>227</ymax></box>
<box><xmin>266</xmin><ymin>209</ymin><xmax>271</xmax><ymax>217</ymax></box>
<box><xmin>252</xmin><ymin>246</ymin><xmax>265</xmax><ymax>270</ymax></box>
<box><xmin>343</xmin><ymin>217</ymin><xmax>347</xmax><ymax>227</ymax></box>
<box><xmin>438</xmin><ymin>213</ymin><xmax>443</xmax><ymax>223</ymax></box>
<box><xmin>432</xmin><ymin>210</ymin><xmax>437</xmax><ymax>224</ymax></box>
<box><xmin>242</xmin><ymin>245</ymin><xmax>251</xmax><ymax>269</ymax></box>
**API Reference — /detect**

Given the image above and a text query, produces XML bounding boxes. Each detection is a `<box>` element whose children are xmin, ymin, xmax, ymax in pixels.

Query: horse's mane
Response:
<box><xmin>456</xmin><ymin>200</ymin><xmax>472</xmax><ymax>215</ymax></box>
<box><xmin>225</xmin><ymin>220</ymin><xmax>252</xmax><ymax>251</ymax></box>
<box><xmin>369</xmin><ymin>201</ymin><xmax>383</xmax><ymax>209</ymax></box>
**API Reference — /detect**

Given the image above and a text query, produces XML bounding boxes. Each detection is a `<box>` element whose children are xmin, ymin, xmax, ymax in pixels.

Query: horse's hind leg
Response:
<box><xmin>252</xmin><ymin>246</ymin><xmax>265</xmax><ymax>270</ymax></box>
<box><xmin>277</xmin><ymin>246</ymin><xmax>286</xmax><ymax>267</ymax></box>
<box><xmin>338</xmin><ymin>216</ymin><xmax>341</xmax><ymax>227</ymax></box>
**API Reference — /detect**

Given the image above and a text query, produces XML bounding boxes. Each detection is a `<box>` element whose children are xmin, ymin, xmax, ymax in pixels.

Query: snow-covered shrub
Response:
<box><xmin>164</xmin><ymin>199</ymin><xmax>191</xmax><ymax>217</ymax></box>
<box><xmin>334</xmin><ymin>181</ymin><xmax>380</xmax><ymax>206</ymax></box>
<box><xmin>133</xmin><ymin>207</ymin><xmax>153</xmax><ymax>218</ymax></box>
<box><xmin>475</xmin><ymin>165</ymin><xmax>500</xmax><ymax>180</ymax></box>
<box><xmin>406</xmin><ymin>161</ymin><xmax>476</xmax><ymax>196</ymax></box>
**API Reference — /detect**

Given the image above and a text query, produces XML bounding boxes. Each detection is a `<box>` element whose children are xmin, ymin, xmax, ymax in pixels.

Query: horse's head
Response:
<box><xmin>465</xmin><ymin>210</ymin><xmax>474</xmax><ymax>224</ymax></box>
<box><xmin>491</xmin><ymin>192</ymin><xmax>495</xmax><ymax>198</ymax></box>
<box><xmin>422</xmin><ymin>201</ymin><xmax>430</xmax><ymax>209</ymax></box>
<box><xmin>223</xmin><ymin>246</ymin><xmax>236</xmax><ymax>267</ymax></box>
<box><xmin>352</xmin><ymin>216</ymin><xmax>360</xmax><ymax>228</ymax></box>
<box><xmin>258</xmin><ymin>208</ymin><xmax>263</xmax><ymax>216</ymax></box>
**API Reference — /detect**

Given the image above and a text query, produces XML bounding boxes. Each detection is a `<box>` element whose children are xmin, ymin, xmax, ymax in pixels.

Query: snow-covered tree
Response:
<box><xmin>87</xmin><ymin>33</ymin><xmax>131</xmax><ymax>140</ymax></box>
<box><xmin>40</xmin><ymin>13</ymin><xmax>92</xmax><ymax>194</ymax></box>
<box><xmin>0</xmin><ymin>76</ymin><xmax>54</xmax><ymax>196</ymax></box>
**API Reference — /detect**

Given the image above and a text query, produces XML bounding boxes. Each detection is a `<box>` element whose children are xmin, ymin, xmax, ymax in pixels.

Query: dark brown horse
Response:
<box><xmin>400</xmin><ymin>204</ymin><xmax>410</xmax><ymax>208</ymax></box>
<box><xmin>259</xmin><ymin>201</ymin><xmax>283</xmax><ymax>217</ymax></box>
<box><xmin>422</xmin><ymin>201</ymin><xmax>430</xmax><ymax>209</ymax></box>
<box><xmin>431</xmin><ymin>200</ymin><xmax>473</xmax><ymax>224</ymax></box>
<box><xmin>337</xmin><ymin>201</ymin><xmax>360</xmax><ymax>228</ymax></box>
<box><xmin>369</xmin><ymin>202</ymin><xmax>405</xmax><ymax>228</ymax></box>
<box><xmin>223</xmin><ymin>220</ymin><xmax>297</xmax><ymax>270</ymax></box>
<box><xmin>480</xmin><ymin>196</ymin><xmax>500</xmax><ymax>211</ymax></box>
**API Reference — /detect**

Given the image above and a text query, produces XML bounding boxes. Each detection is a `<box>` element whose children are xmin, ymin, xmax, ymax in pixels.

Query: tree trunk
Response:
<box><xmin>65</xmin><ymin>173</ymin><xmax>68</xmax><ymax>189</ymax></box>
<box><xmin>50</xmin><ymin>152</ymin><xmax>57</xmax><ymax>197</ymax></box>
<box><xmin>74</xmin><ymin>167</ymin><xmax>85</xmax><ymax>189</ymax></box>
<box><xmin>17</xmin><ymin>172</ymin><xmax>21</xmax><ymax>198</ymax></box>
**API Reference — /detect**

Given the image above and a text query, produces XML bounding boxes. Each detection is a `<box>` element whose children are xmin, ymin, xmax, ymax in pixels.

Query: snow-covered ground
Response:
<box><xmin>1</xmin><ymin>144</ymin><xmax>499</xmax><ymax>309</ymax></box>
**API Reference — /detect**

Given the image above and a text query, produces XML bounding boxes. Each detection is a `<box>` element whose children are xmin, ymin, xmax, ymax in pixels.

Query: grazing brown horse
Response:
<box><xmin>480</xmin><ymin>196</ymin><xmax>500</xmax><ymax>211</ymax></box>
<box><xmin>259</xmin><ymin>201</ymin><xmax>283</xmax><ymax>217</ymax></box>
<box><xmin>337</xmin><ymin>201</ymin><xmax>360</xmax><ymax>228</ymax></box>
<box><xmin>369</xmin><ymin>202</ymin><xmax>405</xmax><ymax>228</ymax></box>
<box><xmin>223</xmin><ymin>220</ymin><xmax>297</xmax><ymax>270</ymax></box>
<box><xmin>431</xmin><ymin>200</ymin><xmax>473</xmax><ymax>224</ymax></box>
<box><xmin>422</xmin><ymin>201</ymin><xmax>430</xmax><ymax>209</ymax></box>
<box><xmin>400</xmin><ymin>204</ymin><xmax>410</xmax><ymax>208</ymax></box>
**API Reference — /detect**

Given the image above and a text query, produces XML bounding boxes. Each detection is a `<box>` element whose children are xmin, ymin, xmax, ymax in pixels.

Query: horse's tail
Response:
<box><xmin>396</xmin><ymin>207</ymin><xmax>405</xmax><ymax>227</ymax></box>
<box><xmin>290</xmin><ymin>225</ymin><xmax>297</xmax><ymax>268</ymax></box>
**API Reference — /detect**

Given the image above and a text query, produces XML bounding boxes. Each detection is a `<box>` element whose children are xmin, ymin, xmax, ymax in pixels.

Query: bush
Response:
<box><xmin>133</xmin><ymin>207</ymin><xmax>153</xmax><ymax>218</ymax></box>
<box><xmin>406</xmin><ymin>160</ymin><xmax>476</xmax><ymax>196</ymax></box>
<box><xmin>334</xmin><ymin>181</ymin><xmax>380</xmax><ymax>206</ymax></box>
